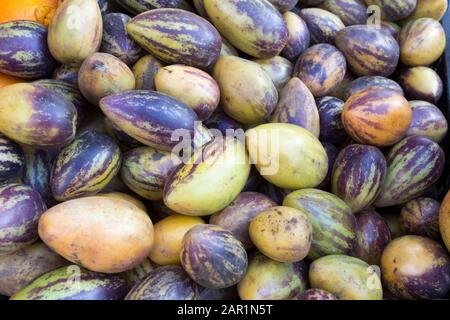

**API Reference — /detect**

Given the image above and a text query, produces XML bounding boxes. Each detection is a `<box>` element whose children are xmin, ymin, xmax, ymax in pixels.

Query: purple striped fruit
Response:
<box><xmin>317</xmin><ymin>96</ymin><xmax>346</xmax><ymax>144</ymax></box>
<box><xmin>336</xmin><ymin>25</ymin><xmax>399</xmax><ymax>76</ymax></box>
<box><xmin>99</xmin><ymin>90</ymin><xmax>198</xmax><ymax>151</ymax></box>
<box><xmin>204</xmin><ymin>0</ymin><xmax>288</xmax><ymax>58</ymax></box>
<box><xmin>271</xmin><ymin>77</ymin><xmax>320</xmax><ymax>137</ymax></box>
<box><xmin>400</xmin><ymin>198</ymin><xmax>441</xmax><ymax>240</ymax></box>
<box><xmin>123</xmin><ymin>258</ymin><xmax>158</xmax><ymax>287</ymax></box>
<box><xmin>0</xmin><ymin>21</ymin><xmax>56</xmax><ymax>79</ymax></box>
<box><xmin>300</xmin><ymin>8</ymin><xmax>345</xmax><ymax>44</ymax></box>
<box><xmin>132</xmin><ymin>55</ymin><xmax>164</xmax><ymax>91</ymax></box>
<box><xmin>0</xmin><ymin>136</ymin><xmax>24</xmax><ymax>184</ymax></box>
<box><xmin>328</xmin><ymin>71</ymin><xmax>354</xmax><ymax>100</ymax></box>
<box><xmin>127</xmin><ymin>9</ymin><xmax>221</xmax><ymax>68</ymax></box>
<box><xmin>210</xmin><ymin>192</ymin><xmax>276</xmax><ymax>250</ymax></box>
<box><xmin>50</xmin><ymin>130</ymin><xmax>122</xmax><ymax>201</ymax></box>
<box><xmin>374</xmin><ymin>136</ymin><xmax>445</xmax><ymax>208</ymax></box>
<box><xmin>331</xmin><ymin>145</ymin><xmax>387</xmax><ymax>213</ymax></box>
<box><xmin>0</xmin><ymin>83</ymin><xmax>77</xmax><ymax>149</ymax></box>
<box><xmin>365</xmin><ymin>0</ymin><xmax>417</xmax><ymax>21</ymax></box>
<box><xmin>104</xmin><ymin>118</ymin><xmax>142</xmax><ymax>150</ymax></box>
<box><xmin>0</xmin><ymin>184</ymin><xmax>46</xmax><ymax>255</ymax></box>
<box><xmin>353</xmin><ymin>210</ymin><xmax>392</xmax><ymax>266</ymax></box>
<box><xmin>114</xmin><ymin>0</ymin><xmax>183</xmax><ymax>15</ymax></box>
<box><xmin>121</xmin><ymin>146</ymin><xmax>181</xmax><ymax>201</ymax></box>
<box><xmin>181</xmin><ymin>225</ymin><xmax>248</xmax><ymax>289</ymax></box>
<box><xmin>380</xmin><ymin>21</ymin><xmax>402</xmax><ymax>38</ymax></box>
<box><xmin>320</xmin><ymin>0</ymin><xmax>368</xmax><ymax>26</ymax></box>
<box><xmin>281</xmin><ymin>12</ymin><xmax>310</xmax><ymax>61</ymax></box>
<box><xmin>0</xmin><ymin>241</ymin><xmax>69</xmax><ymax>296</ymax></box>
<box><xmin>53</xmin><ymin>64</ymin><xmax>80</xmax><ymax>87</ymax></box>
<box><xmin>405</xmin><ymin>100</ymin><xmax>448</xmax><ymax>143</ymax></box>
<box><xmin>253</xmin><ymin>56</ymin><xmax>294</xmax><ymax>91</ymax></box>
<box><xmin>294</xmin><ymin>44</ymin><xmax>347</xmax><ymax>97</ymax></box>
<box><xmin>298</xmin><ymin>289</ymin><xmax>338</xmax><ymax>300</ymax></box>
<box><xmin>204</xmin><ymin>112</ymin><xmax>242</xmax><ymax>136</ymax></box>
<box><xmin>10</xmin><ymin>266</ymin><xmax>129</xmax><ymax>300</ymax></box>
<box><xmin>398</xmin><ymin>67</ymin><xmax>444</xmax><ymax>104</ymax></box>
<box><xmin>344</xmin><ymin>76</ymin><xmax>404</xmax><ymax>100</ymax></box>
<box><xmin>268</xmin><ymin>0</ymin><xmax>299</xmax><ymax>12</ymax></box>
<box><xmin>381</xmin><ymin>236</ymin><xmax>450</xmax><ymax>300</ymax></box>
<box><xmin>126</xmin><ymin>266</ymin><xmax>199</xmax><ymax>300</ymax></box>
<box><xmin>238</xmin><ymin>252</ymin><xmax>308</xmax><ymax>300</ymax></box>
<box><xmin>317</xmin><ymin>142</ymin><xmax>339</xmax><ymax>190</ymax></box>
<box><xmin>193</xmin><ymin>0</ymin><xmax>209</xmax><ymax>19</ymax></box>
<box><xmin>283</xmin><ymin>189</ymin><xmax>357</xmax><ymax>260</ymax></box>
<box><xmin>101</xmin><ymin>13</ymin><xmax>143</xmax><ymax>66</ymax></box>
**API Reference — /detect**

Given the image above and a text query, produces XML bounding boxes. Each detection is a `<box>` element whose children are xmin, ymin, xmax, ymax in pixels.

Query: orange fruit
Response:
<box><xmin>0</xmin><ymin>0</ymin><xmax>58</xmax><ymax>26</ymax></box>
<box><xmin>0</xmin><ymin>73</ymin><xmax>23</xmax><ymax>88</ymax></box>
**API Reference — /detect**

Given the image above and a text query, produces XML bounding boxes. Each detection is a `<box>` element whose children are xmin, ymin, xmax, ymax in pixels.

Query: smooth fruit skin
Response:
<box><xmin>149</xmin><ymin>215</ymin><xmax>205</xmax><ymax>266</ymax></box>
<box><xmin>381</xmin><ymin>236</ymin><xmax>450</xmax><ymax>300</ymax></box>
<box><xmin>246</xmin><ymin>124</ymin><xmax>328</xmax><ymax>190</ymax></box>
<box><xmin>38</xmin><ymin>196</ymin><xmax>154</xmax><ymax>274</ymax></box>
<box><xmin>52</xmin><ymin>64</ymin><xmax>79</xmax><ymax>86</ymax></box>
<box><xmin>281</xmin><ymin>12</ymin><xmax>310</xmax><ymax>61</ymax></box>
<box><xmin>0</xmin><ymin>21</ymin><xmax>56</xmax><ymax>79</ymax></box>
<box><xmin>365</xmin><ymin>0</ymin><xmax>417</xmax><ymax>21</ymax></box>
<box><xmin>399</xmin><ymin>0</ymin><xmax>448</xmax><ymax>25</ymax></box>
<box><xmin>126</xmin><ymin>266</ymin><xmax>199</xmax><ymax>300</ymax></box>
<box><xmin>253</xmin><ymin>56</ymin><xmax>294</xmax><ymax>92</ymax></box>
<box><xmin>405</xmin><ymin>101</ymin><xmax>448</xmax><ymax>143</ymax></box>
<box><xmin>238</xmin><ymin>252</ymin><xmax>308</xmax><ymax>300</ymax></box>
<box><xmin>299</xmin><ymin>8</ymin><xmax>345</xmax><ymax>44</ymax></box>
<box><xmin>48</xmin><ymin>0</ymin><xmax>103</xmax><ymax>65</ymax></box>
<box><xmin>344</xmin><ymin>76</ymin><xmax>404</xmax><ymax>100</ymax></box>
<box><xmin>309</xmin><ymin>255</ymin><xmax>383</xmax><ymax>300</ymax></box>
<box><xmin>204</xmin><ymin>0</ymin><xmax>288</xmax><ymax>59</ymax></box>
<box><xmin>342</xmin><ymin>87</ymin><xmax>412</xmax><ymax>147</ymax></box>
<box><xmin>164</xmin><ymin>137</ymin><xmax>250</xmax><ymax>216</ymax></box>
<box><xmin>181</xmin><ymin>225</ymin><xmax>248</xmax><ymax>289</ymax></box>
<box><xmin>398</xmin><ymin>18</ymin><xmax>446</xmax><ymax>67</ymax></box>
<box><xmin>0</xmin><ymin>136</ymin><xmax>24</xmax><ymax>184</ymax></box>
<box><xmin>268</xmin><ymin>0</ymin><xmax>298</xmax><ymax>12</ymax></box>
<box><xmin>11</xmin><ymin>265</ymin><xmax>129</xmax><ymax>300</ymax></box>
<box><xmin>399</xmin><ymin>67</ymin><xmax>443</xmax><ymax>104</ymax></box>
<box><xmin>401</xmin><ymin>198</ymin><xmax>441</xmax><ymax>240</ymax></box>
<box><xmin>0</xmin><ymin>83</ymin><xmax>77</xmax><ymax>149</ymax></box>
<box><xmin>320</xmin><ymin>0</ymin><xmax>368</xmax><ymax>26</ymax></box>
<box><xmin>297</xmin><ymin>289</ymin><xmax>338</xmax><ymax>300</ymax></box>
<box><xmin>127</xmin><ymin>9</ymin><xmax>221</xmax><ymax>68</ymax></box>
<box><xmin>374</xmin><ymin>136</ymin><xmax>445</xmax><ymax>208</ymax></box>
<box><xmin>132</xmin><ymin>55</ymin><xmax>164</xmax><ymax>91</ymax></box>
<box><xmin>317</xmin><ymin>96</ymin><xmax>346</xmax><ymax>144</ymax></box>
<box><xmin>99</xmin><ymin>192</ymin><xmax>146</xmax><ymax>212</ymax></box>
<box><xmin>439</xmin><ymin>191</ymin><xmax>450</xmax><ymax>253</ymax></box>
<box><xmin>317</xmin><ymin>142</ymin><xmax>339</xmax><ymax>190</ymax></box>
<box><xmin>249</xmin><ymin>206</ymin><xmax>313</xmax><ymax>263</ymax></box>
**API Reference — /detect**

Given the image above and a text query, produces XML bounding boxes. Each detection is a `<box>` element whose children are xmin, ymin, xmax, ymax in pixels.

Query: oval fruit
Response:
<box><xmin>127</xmin><ymin>8</ymin><xmax>221</xmax><ymax>68</ymax></box>
<box><xmin>0</xmin><ymin>136</ymin><xmax>24</xmax><ymax>184</ymax></box>
<box><xmin>100</xmin><ymin>192</ymin><xmax>146</xmax><ymax>212</ymax></box>
<box><xmin>181</xmin><ymin>224</ymin><xmax>248</xmax><ymax>289</ymax></box>
<box><xmin>53</xmin><ymin>64</ymin><xmax>79</xmax><ymax>86</ymax></box>
<box><xmin>440</xmin><ymin>191</ymin><xmax>450</xmax><ymax>253</ymax></box>
<box><xmin>298</xmin><ymin>289</ymin><xmax>338</xmax><ymax>300</ymax></box>
<box><xmin>281</xmin><ymin>12</ymin><xmax>310</xmax><ymax>61</ymax></box>
<box><xmin>374</xmin><ymin>136</ymin><xmax>445</xmax><ymax>208</ymax></box>
<box><xmin>132</xmin><ymin>55</ymin><xmax>164</xmax><ymax>90</ymax></box>
<box><xmin>342</xmin><ymin>87</ymin><xmax>412</xmax><ymax>147</ymax></box>
<box><xmin>365</xmin><ymin>0</ymin><xmax>417</xmax><ymax>21</ymax></box>
<box><xmin>317</xmin><ymin>96</ymin><xmax>346</xmax><ymax>144</ymax></box>
<box><xmin>300</xmin><ymin>8</ymin><xmax>345</xmax><ymax>44</ymax></box>
<box><xmin>400</xmin><ymin>198</ymin><xmax>440</xmax><ymax>240</ymax></box>
<box><xmin>204</xmin><ymin>0</ymin><xmax>288</xmax><ymax>58</ymax></box>
<box><xmin>38</xmin><ymin>196</ymin><xmax>154</xmax><ymax>273</ymax></box>
<box><xmin>344</xmin><ymin>76</ymin><xmax>404</xmax><ymax>100</ymax></box>
<box><xmin>405</xmin><ymin>100</ymin><xmax>448</xmax><ymax>143</ymax></box>
<box><xmin>320</xmin><ymin>0</ymin><xmax>368</xmax><ymax>26</ymax></box>
<box><xmin>253</xmin><ymin>56</ymin><xmax>293</xmax><ymax>91</ymax></box>
<box><xmin>381</xmin><ymin>236</ymin><xmax>450</xmax><ymax>299</ymax></box>
<box><xmin>123</xmin><ymin>258</ymin><xmax>158</xmax><ymax>287</ymax></box>
<box><xmin>399</xmin><ymin>0</ymin><xmax>448</xmax><ymax>24</ymax></box>
<box><xmin>309</xmin><ymin>255</ymin><xmax>383</xmax><ymax>300</ymax></box>
<box><xmin>399</xmin><ymin>67</ymin><xmax>444</xmax><ymax>104</ymax></box>
<box><xmin>149</xmin><ymin>215</ymin><xmax>205</xmax><ymax>265</ymax></box>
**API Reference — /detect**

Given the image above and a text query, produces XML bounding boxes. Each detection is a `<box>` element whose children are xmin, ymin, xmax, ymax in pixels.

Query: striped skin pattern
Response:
<box><xmin>204</xmin><ymin>112</ymin><xmax>242</xmax><ymax>136</ymax></box>
<box><xmin>164</xmin><ymin>137</ymin><xmax>250</xmax><ymax>216</ymax></box>
<box><xmin>204</xmin><ymin>0</ymin><xmax>288</xmax><ymax>59</ymax></box>
<box><xmin>353</xmin><ymin>210</ymin><xmax>392</xmax><ymax>266</ymax></box>
<box><xmin>100</xmin><ymin>90</ymin><xmax>198</xmax><ymax>152</ymax></box>
<box><xmin>320</xmin><ymin>0</ymin><xmax>368</xmax><ymax>26</ymax></box>
<box><xmin>405</xmin><ymin>101</ymin><xmax>448</xmax><ymax>143</ymax></box>
<box><xmin>123</xmin><ymin>258</ymin><xmax>158</xmax><ymax>287</ymax></box>
<box><xmin>344</xmin><ymin>75</ymin><xmax>404</xmax><ymax>100</ymax></box>
<box><xmin>365</xmin><ymin>0</ymin><xmax>417</xmax><ymax>21</ymax></box>
<box><xmin>0</xmin><ymin>83</ymin><xmax>77</xmax><ymax>149</ymax></box>
<box><xmin>381</xmin><ymin>236</ymin><xmax>450</xmax><ymax>300</ymax></box>
<box><xmin>281</xmin><ymin>12</ymin><xmax>311</xmax><ymax>61</ymax></box>
<box><xmin>328</xmin><ymin>72</ymin><xmax>354</xmax><ymax>101</ymax></box>
<box><xmin>115</xmin><ymin>0</ymin><xmax>183</xmax><ymax>15</ymax></box>
<box><xmin>317</xmin><ymin>142</ymin><xmax>339</xmax><ymax>190</ymax></box>
<box><xmin>48</xmin><ymin>0</ymin><xmax>103</xmax><ymax>65</ymax></box>
<box><xmin>11</xmin><ymin>266</ymin><xmax>129</xmax><ymax>300</ymax></box>
<box><xmin>374</xmin><ymin>136</ymin><xmax>445</xmax><ymax>208</ymax></box>
<box><xmin>380</xmin><ymin>21</ymin><xmax>402</xmax><ymax>38</ymax></box>
<box><xmin>210</xmin><ymin>192</ymin><xmax>276</xmax><ymax>250</ymax></box>
<box><xmin>317</xmin><ymin>96</ymin><xmax>346</xmax><ymax>144</ymax></box>
<box><xmin>336</xmin><ymin>25</ymin><xmax>399</xmax><ymax>77</ymax></box>
<box><xmin>253</xmin><ymin>56</ymin><xmax>294</xmax><ymax>92</ymax></box>
<box><xmin>101</xmin><ymin>13</ymin><xmax>143</xmax><ymax>66</ymax></box>
<box><xmin>270</xmin><ymin>77</ymin><xmax>320</xmax><ymax>138</ymax></box>
<box><xmin>294</xmin><ymin>44</ymin><xmax>347</xmax><ymax>97</ymax></box>
<box><xmin>267</xmin><ymin>0</ymin><xmax>299</xmax><ymax>12</ymax></box>
<box><xmin>0</xmin><ymin>184</ymin><xmax>46</xmax><ymax>256</ymax></box>
<box><xmin>181</xmin><ymin>225</ymin><xmax>248</xmax><ymax>289</ymax></box>
<box><xmin>121</xmin><ymin>146</ymin><xmax>181</xmax><ymax>201</ymax></box>
<box><xmin>0</xmin><ymin>241</ymin><xmax>69</xmax><ymax>296</ymax></box>
<box><xmin>50</xmin><ymin>130</ymin><xmax>122</xmax><ymax>201</ymax></box>
<box><xmin>132</xmin><ymin>55</ymin><xmax>164</xmax><ymax>91</ymax></box>
<box><xmin>342</xmin><ymin>87</ymin><xmax>412</xmax><ymax>147</ymax></box>
<box><xmin>155</xmin><ymin>65</ymin><xmax>220</xmax><ymax>121</ymax></box>
<box><xmin>127</xmin><ymin>9</ymin><xmax>221</xmax><ymax>68</ymax></box>
<box><xmin>0</xmin><ymin>21</ymin><xmax>56</xmax><ymax>79</ymax></box>
<box><xmin>0</xmin><ymin>136</ymin><xmax>24</xmax><ymax>184</ymax></box>
<box><xmin>399</xmin><ymin>0</ymin><xmax>448</xmax><ymax>25</ymax></box>
<box><xmin>310</xmin><ymin>255</ymin><xmax>383</xmax><ymax>300</ymax></box>
<box><xmin>213</xmin><ymin>56</ymin><xmax>278</xmax><ymax>125</ymax></box>
<box><xmin>398</xmin><ymin>67</ymin><xmax>444</xmax><ymax>104</ymax></box>
<box><xmin>400</xmin><ymin>198</ymin><xmax>441</xmax><ymax>240</ymax></box>
<box><xmin>52</xmin><ymin>64</ymin><xmax>79</xmax><ymax>87</ymax></box>
<box><xmin>238</xmin><ymin>252</ymin><xmax>308</xmax><ymax>300</ymax></box>
<box><xmin>298</xmin><ymin>289</ymin><xmax>338</xmax><ymax>300</ymax></box>
<box><xmin>104</xmin><ymin>118</ymin><xmax>142</xmax><ymax>150</ymax></box>
<box><xmin>398</xmin><ymin>18</ymin><xmax>446</xmax><ymax>67</ymax></box>
<box><xmin>126</xmin><ymin>266</ymin><xmax>199</xmax><ymax>300</ymax></box>
<box><xmin>331</xmin><ymin>144</ymin><xmax>387</xmax><ymax>213</ymax></box>
<box><xmin>283</xmin><ymin>189</ymin><xmax>356</xmax><ymax>260</ymax></box>
<box><xmin>300</xmin><ymin>8</ymin><xmax>345</xmax><ymax>44</ymax></box>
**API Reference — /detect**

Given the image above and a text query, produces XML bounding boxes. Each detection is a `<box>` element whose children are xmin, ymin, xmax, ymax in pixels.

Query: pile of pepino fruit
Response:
<box><xmin>1</xmin><ymin>0</ymin><xmax>450</xmax><ymax>301</ymax></box>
